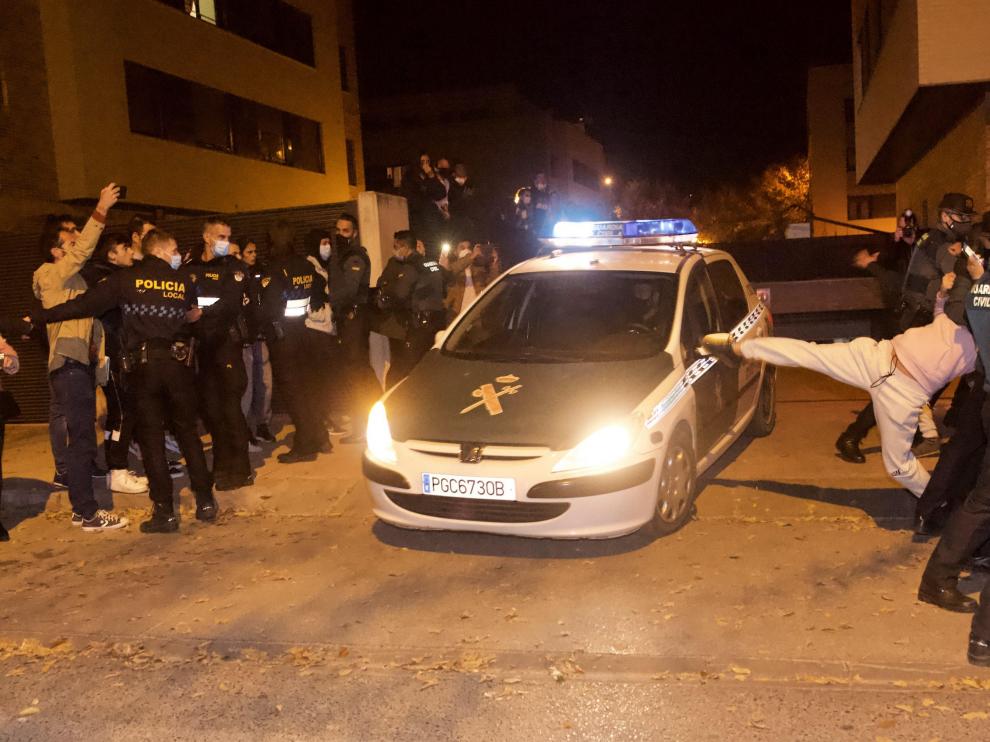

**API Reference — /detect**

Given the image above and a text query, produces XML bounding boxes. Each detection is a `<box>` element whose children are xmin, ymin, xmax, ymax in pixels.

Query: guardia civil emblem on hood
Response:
<box><xmin>460</xmin><ymin>374</ymin><xmax>522</xmax><ymax>416</ymax></box>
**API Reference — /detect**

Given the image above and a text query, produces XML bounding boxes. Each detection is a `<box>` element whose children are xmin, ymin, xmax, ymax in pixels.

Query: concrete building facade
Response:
<box><xmin>850</xmin><ymin>0</ymin><xmax>990</xmax><ymax>226</ymax></box>
<box><xmin>807</xmin><ymin>64</ymin><xmax>897</xmax><ymax>236</ymax></box>
<box><xmin>0</xmin><ymin>0</ymin><xmax>362</xmax><ymax>233</ymax></box>
<box><xmin>362</xmin><ymin>86</ymin><xmax>608</xmax><ymax>223</ymax></box>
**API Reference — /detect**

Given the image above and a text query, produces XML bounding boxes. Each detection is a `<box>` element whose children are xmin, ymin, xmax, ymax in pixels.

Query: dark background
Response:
<box><xmin>355</xmin><ymin>0</ymin><xmax>851</xmax><ymax>191</ymax></box>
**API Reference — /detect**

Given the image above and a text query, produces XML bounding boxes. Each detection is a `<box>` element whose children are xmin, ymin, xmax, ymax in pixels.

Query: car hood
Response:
<box><xmin>385</xmin><ymin>350</ymin><xmax>674</xmax><ymax>450</ymax></box>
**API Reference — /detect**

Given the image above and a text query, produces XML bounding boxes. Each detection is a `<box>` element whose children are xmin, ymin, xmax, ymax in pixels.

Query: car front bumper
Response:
<box><xmin>363</xmin><ymin>450</ymin><xmax>659</xmax><ymax>539</ymax></box>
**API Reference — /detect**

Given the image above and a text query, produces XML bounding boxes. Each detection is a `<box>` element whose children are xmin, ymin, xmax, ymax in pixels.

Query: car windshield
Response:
<box><xmin>444</xmin><ymin>271</ymin><xmax>677</xmax><ymax>362</ymax></box>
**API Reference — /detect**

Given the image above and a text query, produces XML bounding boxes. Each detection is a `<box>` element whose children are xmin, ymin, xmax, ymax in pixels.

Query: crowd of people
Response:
<box><xmin>703</xmin><ymin>191</ymin><xmax>990</xmax><ymax>666</ymax></box>
<box><xmin>0</xmin><ymin>181</ymin><xmax>507</xmax><ymax>539</ymax></box>
<box><xmin>398</xmin><ymin>151</ymin><xmax>558</xmax><ymax>266</ymax></box>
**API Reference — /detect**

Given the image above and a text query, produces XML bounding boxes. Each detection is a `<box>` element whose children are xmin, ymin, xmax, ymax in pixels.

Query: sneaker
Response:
<box><xmin>140</xmin><ymin>504</ymin><xmax>179</xmax><ymax>534</ymax></box>
<box><xmin>52</xmin><ymin>471</ymin><xmax>68</xmax><ymax>489</ymax></box>
<box><xmin>255</xmin><ymin>424</ymin><xmax>276</xmax><ymax>443</ymax></box>
<box><xmin>912</xmin><ymin>437</ymin><xmax>941</xmax><ymax>459</ymax></box>
<box><xmin>108</xmin><ymin>469</ymin><xmax>149</xmax><ymax>494</ymax></box>
<box><xmin>164</xmin><ymin>434</ymin><xmax>181</xmax><ymax>456</ymax></box>
<box><xmin>248</xmin><ymin>440</ymin><xmax>263</xmax><ymax>454</ymax></box>
<box><xmin>215</xmin><ymin>474</ymin><xmax>255</xmax><ymax>491</ymax></box>
<box><xmin>71</xmin><ymin>512</ymin><xmax>83</xmax><ymax>527</ymax></box>
<box><xmin>277</xmin><ymin>449</ymin><xmax>317</xmax><ymax>464</ymax></box>
<box><xmin>195</xmin><ymin>496</ymin><xmax>219</xmax><ymax>522</ymax></box>
<box><xmin>328</xmin><ymin>419</ymin><xmax>348</xmax><ymax>436</ymax></box>
<box><xmin>168</xmin><ymin>462</ymin><xmax>185</xmax><ymax>479</ymax></box>
<box><xmin>81</xmin><ymin>509</ymin><xmax>129</xmax><ymax>532</ymax></box>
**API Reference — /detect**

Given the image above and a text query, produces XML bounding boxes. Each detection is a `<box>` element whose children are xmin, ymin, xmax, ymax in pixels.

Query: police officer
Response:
<box><xmin>188</xmin><ymin>218</ymin><xmax>254</xmax><ymax>490</ymax></box>
<box><xmin>330</xmin><ymin>214</ymin><xmax>380</xmax><ymax>444</ymax></box>
<box><xmin>376</xmin><ymin>230</ymin><xmax>445</xmax><ymax>386</ymax></box>
<box><xmin>261</xmin><ymin>236</ymin><xmax>332</xmax><ymax>463</ymax></box>
<box><xmin>25</xmin><ymin>229</ymin><xmax>216</xmax><ymax>533</ymax></box>
<box><xmin>917</xmin><ymin>250</ymin><xmax>990</xmax><ymax>666</ymax></box>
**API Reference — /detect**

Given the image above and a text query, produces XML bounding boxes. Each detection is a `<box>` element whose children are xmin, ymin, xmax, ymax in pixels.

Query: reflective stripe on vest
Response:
<box><xmin>284</xmin><ymin>297</ymin><xmax>309</xmax><ymax>317</ymax></box>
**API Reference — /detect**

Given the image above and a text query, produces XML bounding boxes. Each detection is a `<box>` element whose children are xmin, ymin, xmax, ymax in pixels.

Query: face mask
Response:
<box><xmin>454</xmin><ymin>176</ymin><xmax>467</xmax><ymax>185</ymax></box>
<box><xmin>170</xmin><ymin>254</ymin><xmax>182</xmax><ymax>270</ymax></box>
<box><xmin>213</xmin><ymin>240</ymin><xmax>230</xmax><ymax>257</ymax></box>
<box><xmin>319</xmin><ymin>241</ymin><xmax>332</xmax><ymax>261</ymax></box>
<box><xmin>334</xmin><ymin>233</ymin><xmax>353</xmax><ymax>252</ymax></box>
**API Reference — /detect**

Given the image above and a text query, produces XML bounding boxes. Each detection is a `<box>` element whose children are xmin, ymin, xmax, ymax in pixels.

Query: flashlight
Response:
<box><xmin>441</xmin><ymin>242</ymin><xmax>451</xmax><ymax>255</ymax></box>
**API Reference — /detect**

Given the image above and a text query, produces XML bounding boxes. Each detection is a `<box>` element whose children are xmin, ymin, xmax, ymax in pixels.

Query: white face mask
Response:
<box><xmin>454</xmin><ymin>176</ymin><xmax>467</xmax><ymax>185</ymax></box>
<box><xmin>319</xmin><ymin>241</ymin><xmax>332</xmax><ymax>261</ymax></box>
<box><xmin>213</xmin><ymin>240</ymin><xmax>230</xmax><ymax>257</ymax></box>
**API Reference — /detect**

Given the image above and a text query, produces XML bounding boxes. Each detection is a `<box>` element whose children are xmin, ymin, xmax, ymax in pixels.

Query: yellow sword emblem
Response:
<box><xmin>460</xmin><ymin>375</ymin><xmax>522</xmax><ymax>416</ymax></box>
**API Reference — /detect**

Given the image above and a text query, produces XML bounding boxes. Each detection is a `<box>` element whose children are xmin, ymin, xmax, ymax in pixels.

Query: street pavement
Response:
<box><xmin>3</xmin><ymin>369</ymin><xmax>990</xmax><ymax>740</ymax></box>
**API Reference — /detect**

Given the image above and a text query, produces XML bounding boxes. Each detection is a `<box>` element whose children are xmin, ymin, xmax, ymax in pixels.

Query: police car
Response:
<box><xmin>362</xmin><ymin>219</ymin><xmax>774</xmax><ymax>539</ymax></box>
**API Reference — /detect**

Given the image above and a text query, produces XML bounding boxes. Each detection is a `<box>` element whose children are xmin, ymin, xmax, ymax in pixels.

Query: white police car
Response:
<box><xmin>363</xmin><ymin>219</ymin><xmax>774</xmax><ymax>539</ymax></box>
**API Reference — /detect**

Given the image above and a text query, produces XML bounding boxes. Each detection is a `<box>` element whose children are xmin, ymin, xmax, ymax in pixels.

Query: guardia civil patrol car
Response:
<box><xmin>363</xmin><ymin>219</ymin><xmax>774</xmax><ymax>539</ymax></box>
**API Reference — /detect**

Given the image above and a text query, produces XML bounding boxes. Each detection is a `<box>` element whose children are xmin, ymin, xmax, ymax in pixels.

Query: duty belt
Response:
<box><xmin>284</xmin><ymin>297</ymin><xmax>309</xmax><ymax>318</ymax></box>
<box><xmin>123</xmin><ymin>338</ymin><xmax>196</xmax><ymax>371</ymax></box>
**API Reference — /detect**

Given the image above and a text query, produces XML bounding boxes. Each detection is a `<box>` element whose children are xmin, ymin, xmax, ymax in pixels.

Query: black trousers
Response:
<box><xmin>922</xmin><ymin>394</ymin><xmax>990</xmax><ymax>639</ymax></box>
<box><xmin>103</xmin><ymin>363</ymin><xmax>136</xmax><ymax>471</ymax></box>
<box><xmin>199</xmin><ymin>347</ymin><xmax>251</xmax><ymax>483</ymax></box>
<box><xmin>131</xmin><ymin>356</ymin><xmax>212</xmax><ymax>507</ymax></box>
<box><xmin>269</xmin><ymin>321</ymin><xmax>329</xmax><ymax>454</ymax></box>
<box><xmin>386</xmin><ymin>317</ymin><xmax>444</xmax><ymax>388</ymax></box>
<box><xmin>916</xmin><ymin>376</ymin><xmax>986</xmax><ymax>519</ymax></box>
<box><xmin>337</xmin><ymin>311</ymin><xmax>381</xmax><ymax>434</ymax></box>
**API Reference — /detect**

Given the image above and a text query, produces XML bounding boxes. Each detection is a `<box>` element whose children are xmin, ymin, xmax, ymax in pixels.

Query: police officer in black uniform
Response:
<box><xmin>330</xmin><ymin>214</ymin><xmax>380</xmax><ymax>444</ymax></box>
<box><xmin>375</xmin><ymin>230</ymin><xmax>445</xmax><ymax>386</ymax></box>
<box><xmin>188</xmin><ymin>217</ymin><xmax>254</xmax><ymax>490</ymax></box>
<box><xmin>261</xmin><ymin>236</ymin><xmax>332</xmax><ymax>463</ymax></box>
<box><xmin>25</xmin><ymin>229</ymin><xmax>216</xmax><ymax>533</ymax></box>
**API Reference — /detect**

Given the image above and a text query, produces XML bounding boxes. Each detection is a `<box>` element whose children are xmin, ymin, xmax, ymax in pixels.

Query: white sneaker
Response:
<box><xmin>81</xmin><ymin>509</ymin><xmax>129</xmax><ymax>532</ymax></box>
<box><xmin>108</xmin><ymin>469</ymin><xmax>149</xmax><ymax>494</ymax></box>
<box><xmin>248</xmin><ymin>441</ymin><xmax>262</xmax><ymax>454</ymax></box>
<box><xmin>165</xmin><ymin>434</ymin><xmax>181</xmax><ymax>456</ymax></box>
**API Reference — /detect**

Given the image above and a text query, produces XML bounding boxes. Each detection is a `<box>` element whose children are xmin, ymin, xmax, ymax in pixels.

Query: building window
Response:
<box><xmin>572</xmin><ymin>159</ymin><xmax>600</xmax><ymax>191</ymax></box>
<box><xmin>339</xmin><ymin>46</ymin><xmax>350</xmax><ymax>92</ymax></box>
<box><xmin>124</xmin><ymin>61</ymin><xmax>324</xmax><ymax>173</ymax></box>
<box><xmin>156</xmin><ymin>0</ymin><xmax>315</xmax><ymax>67</ymax></box>
<box><xmin>345</xmin><ymin>139</ymin><xmax>358</xmax><ymax>186</ymax></box>
<box><xmin>843</xmin><ymin>98</ymin><xmax>856</xmax><ymax>172</ymax></box>
<box><xmin>858</xmin><ymin>0</ymin><xmax>899</xmax><ymax>95</ymax></box>
<box><xmin>847</xmin><ymin>194</ymin><xmax>896</xmax><ymax>220</ymax></box>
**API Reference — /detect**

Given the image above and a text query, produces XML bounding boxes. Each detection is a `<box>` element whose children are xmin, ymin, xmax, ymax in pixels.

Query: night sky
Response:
<box><xmin>355</xmin><ymin>0</ymin><xmax>851</xmax><ymax>191</ymax></box>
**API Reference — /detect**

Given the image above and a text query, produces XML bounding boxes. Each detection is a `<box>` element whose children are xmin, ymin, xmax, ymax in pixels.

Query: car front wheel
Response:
<box><xmin>746</xmin><ymin>366</ymin><xmax>776</xmax><ymax>437</ymax></box>
<box><xmin>646</xmin><ymin>430</ymin><xmax>696</xmax><ymax>537</ymax></box>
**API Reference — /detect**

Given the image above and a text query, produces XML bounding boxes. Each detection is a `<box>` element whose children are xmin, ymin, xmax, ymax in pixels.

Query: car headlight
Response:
<box><xmin>552</xmin><ymin>423</ymin><xmax>634</xmax><ymax>473</ymax></box>
<box><xmin>366</xmin><ymin>401</ymin><xmax>398</xmax><ymax>464</ymax></box>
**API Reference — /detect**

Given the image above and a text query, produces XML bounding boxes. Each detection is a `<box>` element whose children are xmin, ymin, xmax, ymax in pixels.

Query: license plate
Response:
<box><xmin>421</xmin><ymin>473</ymin><xmax>516</xmax><ymax>500</ymax></box>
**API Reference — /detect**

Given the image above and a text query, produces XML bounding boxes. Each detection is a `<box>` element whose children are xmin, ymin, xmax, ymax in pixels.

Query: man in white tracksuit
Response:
<box><xmin>705</xmin><ymin>266</ymin><xmax>980</xmax><ymax>496</ymax></box>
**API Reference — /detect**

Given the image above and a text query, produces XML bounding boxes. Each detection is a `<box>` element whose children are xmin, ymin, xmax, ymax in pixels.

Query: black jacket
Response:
<box><xmin>32</xmin><ymin>255</ymin><xmax>194</xmax><ymax>352</ymax></box>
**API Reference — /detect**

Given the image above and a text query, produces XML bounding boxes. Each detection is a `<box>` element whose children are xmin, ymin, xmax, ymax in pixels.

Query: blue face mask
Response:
<box><xmin>170</xmin><ymin>254</ymin><xmax>182</xmax><ymax>270</ymax></box>
<box><xmin>319</xmin><ymin>241</ymin><xmax>332</xmax><ymax>261</ymax></box>
<box><xmin>213</xmin><ymin>240</ymin><xmax>230</xmax><ymax>257</ymax></box>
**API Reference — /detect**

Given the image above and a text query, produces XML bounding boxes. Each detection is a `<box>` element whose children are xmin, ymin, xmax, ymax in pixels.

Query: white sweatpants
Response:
<box><xmin>739</xmin><ymin>337</ymin><xmax>931</xmax><ymax>496</ymax></box>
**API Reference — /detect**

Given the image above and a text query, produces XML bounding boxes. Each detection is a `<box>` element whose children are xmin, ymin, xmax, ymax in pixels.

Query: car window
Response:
<box><xmin>444</xmin><ymin>271</ymin><xmax>677</xmax><ymax>362</ymax></box>
<box><xmin>680</xmin><ymin>267</ymin><xmax>718</xmax><ymax>358</ymax></box>
<box><xmin>708</xmin><ymin>259</ymin><xmax>749</xmax><ymax>330</ymax></box>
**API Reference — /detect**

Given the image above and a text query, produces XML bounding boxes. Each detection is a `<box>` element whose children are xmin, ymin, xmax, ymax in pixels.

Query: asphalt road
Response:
<box><xmin>3</xmin><ymin>369</ymin><xmax>990</xmax><ymax>740</ymax></box>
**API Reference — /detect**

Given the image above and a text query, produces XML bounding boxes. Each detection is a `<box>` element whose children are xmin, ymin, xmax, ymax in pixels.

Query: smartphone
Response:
<box><xmin>440</xmin><ymin>242</ymin><xmax>451</xmax><ymax>255</ymax></box>
<box><xmin>964</xmin><ymin>244</ymin><xmax>979</xmax><ymax>260</ymax></box>
<box><xmin>118</xmin><ymin>185</ymin><xmax>128</xmax><ymax>200</ymax></box>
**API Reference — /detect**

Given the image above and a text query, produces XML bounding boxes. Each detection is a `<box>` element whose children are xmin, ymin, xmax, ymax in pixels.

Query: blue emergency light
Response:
<box><xmin>548</xmin><ymin>219</ymin><xmax>699</xmax><ymax>246</ymax></box>
<box><xmin>552</xmin><ymin>219</ymin><xmax>699</xmax><ymax>239</ymax></box>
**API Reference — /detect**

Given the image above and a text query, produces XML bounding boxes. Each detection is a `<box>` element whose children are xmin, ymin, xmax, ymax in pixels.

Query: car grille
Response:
<box><xmin>385</xmin><ymin>491</ymin><xmax>570</xmax><ymax>523</ymax></box>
